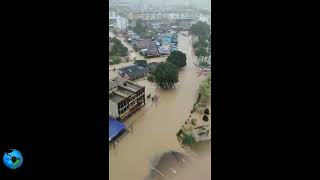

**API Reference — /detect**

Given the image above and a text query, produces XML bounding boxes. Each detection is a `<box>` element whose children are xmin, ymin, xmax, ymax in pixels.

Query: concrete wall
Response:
<box><xmin>109</xmin><ymin>100</ymin><xmax>119</xmax><ymax>118</ymax></box>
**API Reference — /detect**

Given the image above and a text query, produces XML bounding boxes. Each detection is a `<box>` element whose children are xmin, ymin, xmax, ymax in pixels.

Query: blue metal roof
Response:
<box><xmin>109</xmin><ymin>116</ymin><xmax>126</xmax><ymax>142</ymax></box>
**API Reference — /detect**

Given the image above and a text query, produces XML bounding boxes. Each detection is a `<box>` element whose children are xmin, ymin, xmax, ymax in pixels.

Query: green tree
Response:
<box><xmin>191</xmin><ymin>22</ymin><xmax>211</xmax><ymax>63</ymax></box>
<box><xmin>190</xmin><ymin>21</ymin><xmax>210</xmax><ymax>37</ymax></box>
<box><xmin>199</xmin><ymin>76</ymin><xmax>211</xmax><ymax>103</ymax></box>
<box><xmin>181</xmin><ymin>133</ymin><xmax>195</xmax><ymax>146</ymax></box>
<box><xmin>147</xmin><ymin>74</ymin><xmax>155</xmax><ymax>82</ymax></box>
<box><xmin>166</xmin><ymin>51</ymin><xmax>187</xmax><ymax>68</ymax></box>
<box><xmin>154</xmin><ymin>62</ymin><xmax>179</xmax><ymax>89</ymax></box>
<box><xmin>111</xmin><ymin>56</ymin><xmax>121</xmax><ymax>64</ymax></box>
<box><xmin>144</xmin><ymin>31</ymin><xmax>155</xmax><ymax>38</ymax></box>
<box><xmin>133</xmin><ymin>19</ymin><xmax>146</xmax><ymax>35</ymax></box>
<box><xmin>110</xmin><ymin>37</ymin><xmax>128</xmax><ymax>57</ymax></box>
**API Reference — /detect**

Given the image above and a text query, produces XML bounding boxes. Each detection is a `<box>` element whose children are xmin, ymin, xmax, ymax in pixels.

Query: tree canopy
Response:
<box><xmin>109</xmin><ymin>56</ymin><xmax>122</xmax><ymax>65</ymax></box>
<box><xmin>154</xmin><ymin>62</ymin><xmax>179</xmax><ymax>89</ymax></box>
<box><xmin>191</xmin><ymin>21</ymin><xmax>211</xmax><ymax>62</ymax></box>
<box><xmin>190</xmin><ymin>21</ymin><xmax>211</xmax><ymax>37</ymax></box>
<box><xmin>166</xmin><ymin>51</ymin><xmax>187</xmax><ymax>68</ymax></box>
<box><xmin>199</xmin><ymin>76</ymin><xmax>211</xmax><ymax>103</ymax></box>
<box><xmin>133</xmin><ymin>19</ymin><xmax>147</xmax><ymax>35</ymax></box>
<box><xmin>110</xmin><ymin>37</ymin><xmax>128</xmax><ymax>57</ymax></box>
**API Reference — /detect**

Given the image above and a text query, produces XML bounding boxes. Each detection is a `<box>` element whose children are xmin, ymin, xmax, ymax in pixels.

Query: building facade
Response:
<box><xmin>109</xmin><ymin>78</ymin><xmax>145</xmax><ymax>120</ymax></box>
<box><xmin>109</xmin><ymin>16</ymin><xmax>129</xmax><ymax>30</ymax></box>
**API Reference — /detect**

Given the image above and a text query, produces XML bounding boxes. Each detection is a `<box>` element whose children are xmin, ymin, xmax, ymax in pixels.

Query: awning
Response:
<box><xmin>109</xmin><ymin>116</ymin><xmax>126</xmax><ymax>142</ymax></box>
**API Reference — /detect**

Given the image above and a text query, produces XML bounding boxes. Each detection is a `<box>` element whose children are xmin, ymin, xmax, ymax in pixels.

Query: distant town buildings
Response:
<box><xmin>198</xmin><ymin>14</ymin><xmax>211</xmax><ymax>26</ymax></box>
<box><xmin>127</xmin><ymin>10</ymin><xmax>198</xmax><ymax>21</ymax></box>
<box><xmin>109</xmin><ymin>12</ymin><xmax>129</xmax><ymax>30</ymax></box>
<box><xmin>109</xmin><ymin>3</ymin><xmax>211</xmax><ymax>30</ymax></box>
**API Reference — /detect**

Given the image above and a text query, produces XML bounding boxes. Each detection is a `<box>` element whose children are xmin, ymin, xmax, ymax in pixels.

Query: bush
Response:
<box><xmin>194</xmin><ymin>104</ymin><xmax>205</xmax><ymax>114</ymax></box>
<box><xmin>193</xmin><ymin>103</ymin><xmax>197</xmax><ymax>109</ymax></box>
<box><xmin>203</xmin><ymin>115</ymin><xmax>209</xmax><ymax>122</ymax></box>
<box><xmin>147</xmin><ymin>74</ymin><xmax>155</xmax><ymax>82</ymax></box>
<box><xmin>199</xmin><ymin>61</ymin><xmax>209</xmax><ymax>68</ymax></box>
<box><xmin>110</xmin><ymin>37</ymin><xmax>128</xmax><ymax>57</ymax></box>
<box><xmin>198</xmin><ymin>77</ymin><xmax>211</xmax><ymax>103</ymax></box>
<box><xmin>111</xmin><ymin>56</ymin><xmax>122</xmax><ymax>65</ymax></box>
<box><xmin>190</xmin><ymin>109</ymin><xmax>195</xmax><ymax>114</ymax></box>
<box><xmin>181</xmin><ymin>133</ymin><xmax>195</xmax><ymax>146</ymax></box>
<box><xmin>204</xmin><ymin>108</ymin><xmax>210</xmax><ymax>115</ymax></box>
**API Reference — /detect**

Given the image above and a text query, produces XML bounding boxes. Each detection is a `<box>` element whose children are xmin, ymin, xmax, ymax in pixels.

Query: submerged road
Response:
<box><xmin>109</xmin><ymin>32</ymin><xmax>211</xmax><ymax>180</ymax></box>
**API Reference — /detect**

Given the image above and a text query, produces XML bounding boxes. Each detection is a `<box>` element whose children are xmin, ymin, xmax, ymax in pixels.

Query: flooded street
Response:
<box><xmin>109</xmin><ymin>33</ymin><xmax>211</xmax><ymax>180</ymax></box>
<box><xmin>109</xmin><ymin>31</ymin><xmax>169</xmax><ymax>79</ymax></box>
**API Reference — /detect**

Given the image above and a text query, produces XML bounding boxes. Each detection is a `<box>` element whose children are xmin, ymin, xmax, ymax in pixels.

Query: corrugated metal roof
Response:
<box><xmin>109</xmin><ymin>116</ymin><xmax>126</xmax><ymax>142</ymax></box>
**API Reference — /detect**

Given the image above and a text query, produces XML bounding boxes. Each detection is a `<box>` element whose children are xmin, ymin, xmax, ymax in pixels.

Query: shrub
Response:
<box><xmin>194</xmin><ymin>104</ymin><xmax>199</xmax><ymax>111</ymax></box>
<box><xmin>199</xmin><ymin>61</ymin><xmax>209</xmax><ymax>68</ymax></box>
<box><xmin>204</xmin><ymin>108</ymin><xmax>210</xmax><ymax>115</ymax></box>
<box><xmin>195</xmin><ymin>105</ymin><xmax>205</xmax><ymax>114</ymax></box>
<box><xmin>181</xmin><ymin>133</ymin><xmax>195</xmax><ymax>146</ymax></box>
<box><xmin>198</xmin><ymin>77</ymin><xmax>211</xmax><ymax>103</ymax></box>
<box><xmin>203</xmin><ymin>115</ymin><xmax>209</xmax><ymax>122</ymax></box>
<box><xmin>147</xmin><ymin>74</ymin><xmax>155</xmax><ymax>82</ymax></box>
<box><xmin>111</xmin><ymin>56</ymin><xmax>122</xmax><ymax>64</ymax></box>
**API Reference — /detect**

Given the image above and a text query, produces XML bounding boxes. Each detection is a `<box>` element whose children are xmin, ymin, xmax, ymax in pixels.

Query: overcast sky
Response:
<box><xmin>122</xmin><ymin>0</ymin><xmax>211</xmax><ymax>9</ymax></box>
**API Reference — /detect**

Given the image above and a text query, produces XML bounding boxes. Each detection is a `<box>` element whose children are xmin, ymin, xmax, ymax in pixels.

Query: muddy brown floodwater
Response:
<box><xmin>109</xmin><ymin>33</ymin><xmax>211</xmax><ymax>180</ymax></box>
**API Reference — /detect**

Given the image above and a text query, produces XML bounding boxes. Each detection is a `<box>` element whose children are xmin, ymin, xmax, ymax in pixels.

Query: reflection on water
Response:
<box><xmin>145</xmin><ymin>151</ymin><xmax>191</xmax><ymax>180</ymax></box>
<box><xmin>109</xmin><ymin>33</ymin><xmax>211</xmax><ymax>180</ymax></box>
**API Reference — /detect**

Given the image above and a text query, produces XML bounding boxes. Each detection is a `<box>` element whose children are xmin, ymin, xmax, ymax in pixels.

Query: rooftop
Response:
<box><xmin>109</xmin><ymin>92</ymin><xmax>126</xmax><ymax>103</ymax></box>
<box><xmin>120</xmin><ymin>81</ymin><xmax>142</xmax><ymax>91</ymax></box>
<box><xmin>117</xmin><ymin>86</ymin><xmax>134</xmax><ymax>96</ymax></box>
<box><xmin>111</xmin><ymin>77</ymin><xmax>144</xmax><ymax>91</ymax></box>
<box><xmin>119</xmin><ymin>65</ymin><xmax>149</xmax><ymax>78</ymax></box>
<box><xmin>109</xmin><ymin>116</ymin><xmax>126</xmax><ymax>142</ymax></box>
<box><xmin>135</xmin><ymin>39</ymin><xmax>154</xmax><ymax>49</ymax></box>
<box><xmin>109</xmin><ymin>80</ymin><xmax>119</xmax><ymax>90</ymax></box>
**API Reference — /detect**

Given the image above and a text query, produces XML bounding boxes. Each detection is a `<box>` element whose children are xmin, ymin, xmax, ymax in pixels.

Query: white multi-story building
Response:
<box><xmin>109</xmin><ymin>10</ymin><xmax>116</xmax><ymax>17</ymax></box>
<box><xmin>199</xmin><ymin>14</ymin><xmax>211</xmax><ymax>26</ymax></box>
<box><xmin>109</xmin><ymin>16</ymin><xmax>128</xmax><ymax>30</ymax></box>
<box><xmin>116</xmin><ymin>16</ymin><xmax>128</xmax><ymax>30</ymax></box>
